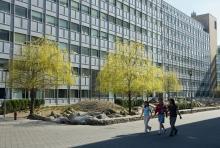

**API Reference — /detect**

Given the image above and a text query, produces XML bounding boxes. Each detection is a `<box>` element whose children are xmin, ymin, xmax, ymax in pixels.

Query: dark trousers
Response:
<box><xmin>170</xmin><ymin>117</ymin><xmax>177</xmax><ymax>135</ymax></box>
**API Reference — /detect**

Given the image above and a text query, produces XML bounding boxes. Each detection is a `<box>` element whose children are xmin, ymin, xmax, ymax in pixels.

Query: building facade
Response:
<box><xmin>0</xmin><ymin>0</ymin><xmax>215</xmax><ymax>104</ymax></box>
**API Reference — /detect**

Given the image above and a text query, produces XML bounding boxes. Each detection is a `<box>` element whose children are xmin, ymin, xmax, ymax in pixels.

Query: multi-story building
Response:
<box><xmin>216</xmin><ymin>46</ymin><xmax>220</xmax><ymax>86</ymax></box>
<box><xmin>0</xmin><ymin>0</ymin><xmax>216</xmax><ymax>104</ymax></box>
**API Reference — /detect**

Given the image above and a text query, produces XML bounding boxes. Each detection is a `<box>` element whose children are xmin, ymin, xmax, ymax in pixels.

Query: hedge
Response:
<box><xmin>115</xmin><ymin>99</ymin><xmax>144</xmax><ymax>108</ymax></box>
<box><xmin>1</xmin><ymin>99</ymin><xmax>45</xmax><ymax>114</ymax></box>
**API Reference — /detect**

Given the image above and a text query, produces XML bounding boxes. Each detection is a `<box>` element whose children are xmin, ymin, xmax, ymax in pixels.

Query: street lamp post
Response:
<box><xmin>3</xmin><ymin>69</ymin><xmax>8</xmax><ymax>119</ymax></box>
<box><xmin>188</xmin><ymin>69</ymin><xmax>193</xmax><ymax>113</ymax></box>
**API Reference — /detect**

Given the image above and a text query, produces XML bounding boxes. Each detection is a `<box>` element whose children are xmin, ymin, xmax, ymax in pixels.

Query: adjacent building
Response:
<box><xmin>0</xmin><ymin>0</ymin><xmax>217</xmax><ymax>104</ymax></box>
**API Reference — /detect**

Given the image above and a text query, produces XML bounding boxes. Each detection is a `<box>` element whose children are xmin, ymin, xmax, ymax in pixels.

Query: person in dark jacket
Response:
<box><xmin>168</xmin><ymin>99</ymin><xmax>182</xmax><ymax>137</ymax></box>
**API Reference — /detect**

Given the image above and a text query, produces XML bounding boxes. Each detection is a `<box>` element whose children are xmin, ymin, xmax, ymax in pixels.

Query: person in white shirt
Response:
<box><xmin>140</xmin><ymin>101</ymin><xmax>152</xmax><ymax>133</ymax></box>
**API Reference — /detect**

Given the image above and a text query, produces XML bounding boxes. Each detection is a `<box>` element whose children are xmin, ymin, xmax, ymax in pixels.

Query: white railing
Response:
<box><xmin>59</xmin><ymin>28</ymin><xmax>69</xmax><ymax>39</ymax></box>
<box><xmin>31</xmin><ymin>21</ymin><xmax>43</xmax><ymax>33</ymax></box>
<box><xmin>0</xmin><ymin>40</ymin><xmax>10</xmax><ymax>54</ymax></box>
<box><xmin>71</xmin><ymin>10</ymin><xmax>80</xmax><ymax>20</ymax></box>
<box><xmin>46</xmin><ymin>24</ymin><xmax>56</xmax><ymax>36</ymax></box>
<box><xmin>14</xmin><ymin>16</ymin><xmax>28</xmax><ymax>29</ymax></box>
<box><xmin>0</xmin><ymin>12</ymin><xmax>11</xmax><ymax>25</ymax></box>
<box><xmin>32</xmin><ymin>0</ymin><xmax>44</xmax><ymax>8</ymax></box>
<box><xmin>82</xmin><ymin>13</ymin><xmax>90</xmax><ymax>24</ymax></box>
<box><xmin>59</xmin><ymin>5</ymin><xmax>68</xmax><ymax>16</ymax></box>
<box><xmin>70</xmin><ymin>32</ymin><xmax>80</xmax><ymax>42</ymax></box>
<box><xmin>81</xmin><ymin>55</ymin><xmax>90</xmax><ymax>65</ymax></box>
<box><xmin>46</xmin><ymin>0</ymin><xmax>57</xmax><ymax>12</ymax></box>
<box><xmin>91</xmin><ymin>17</ymin><xmax>99</xmax><ymax>27</ymax></box>
<box><xmin>91</xmin><ymin>37</ymin><xmax>99</xmax><ymax>46</ymax></box>
<box><xmin>81</xmin><ymin>35</ymin><xmax>90</xmax><ymax>44</ymax></box>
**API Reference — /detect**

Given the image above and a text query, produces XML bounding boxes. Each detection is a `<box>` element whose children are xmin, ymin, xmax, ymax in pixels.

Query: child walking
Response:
<box><xmin>140</xmin><ymin>101</ymin><xmax>152</xmax><ymax>133</ymax></box>
<box><xmin>155</xmin><ymin>98</ymin><xmax>168</xmax><ymax>135</ymax></box>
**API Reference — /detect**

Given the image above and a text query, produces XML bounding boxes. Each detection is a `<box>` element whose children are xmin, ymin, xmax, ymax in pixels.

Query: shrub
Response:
<box><xmin>115</xmin><ymin>99</ymin><xmax>144</xmax><ymax>108</ymax></box>
<box><xmin>1</xmin><ymin>99</ymin><xmax>45</xmax><ymax>114</ymax></box>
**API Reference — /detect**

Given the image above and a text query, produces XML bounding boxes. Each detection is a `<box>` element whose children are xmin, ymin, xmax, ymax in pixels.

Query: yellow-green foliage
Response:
<box><xmin>8</xmin><ymin>38</ymin><xmax>74</xmax><ymax>90</ymax></box>
<box><xmin>163</xmin><ymin>71</ymin><xmax>182</xmax><ymax>93</ymax></box>
<box><xmin>97</xmin><ymin>41</ymin><xmax>163</xmax><ymax>96</ymax></box>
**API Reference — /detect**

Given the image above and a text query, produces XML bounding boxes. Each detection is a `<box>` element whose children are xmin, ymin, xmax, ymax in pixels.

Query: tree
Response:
<box><xmin>97</xmin><ymin>41</ymin><xmax>163</xmax><ymax>114</ymax></box>
<box><xmin>163</xmin><ymin>71</ymin><xmax>182</xmax><ymax>99</ymax></box>
<box><xmin>8</xmin><ymin>38</ymin><xmax>74</xmax><ymax>116</ymax></box>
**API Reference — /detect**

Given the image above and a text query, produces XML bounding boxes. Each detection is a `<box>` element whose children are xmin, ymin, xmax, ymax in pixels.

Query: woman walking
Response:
<box><xmin>140</xmin><ymin>101</ymin><xmax>152</xmax><ymax>133</ymax></box>
<box><xmin>168</xmin><ymin>99</ymin><xmax>182</xmax><ymax>137</ymax></box>
<box><xmin>155</xmin><ymin>98</ymin><xmax>168</xmax><ymax>135</ymax></box>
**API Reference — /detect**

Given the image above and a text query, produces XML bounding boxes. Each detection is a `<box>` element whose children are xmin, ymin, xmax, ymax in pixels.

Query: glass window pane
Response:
<box><xmin>59</xmin><ymin>19</ymin><xmax>69</xmax><ymax>29</ymax></box>
<box><xmin>71</xmin><ymin>1</ymin><xmax>79</xmax><ymax>10</ymax></box>
<box><xmin>91</xmin><ymin>29</ymin><xmax>99</xmax><ymax>38</ymax></box>
<box><xmin>15</xmin><ymin>6</ymin><xmax>27</xmax><ymax>18</ymax></box>
<box><xmin>91</xmin><ymin>49</ymin><xmax>99</xmax><ymax>57</ymax></box>
<box><xmin>82</xmin><ymin>26</ymin><xmax>89</xmax><ymax>35</ymax></box>
<box><xmin>46</xmin><ymin>15</ymin><xmax>57</xmax><ymax>26</ymax></box>
<box><xmin>81</xmin><ymin>47</ymin><xmax>90</xmax><ymax>56</ymax></box>
<box><xmin>0</xmin><ymin>29</ymin><xmax>9</xmax><ymax>41</ymax></box>
<box><xmin>60</xmin><ymin>0</ymin><xmax>68</xmax><ymax>7</ymax></box>
<box><xmin>70</xmin><ymin>23</ymin><xmax>80</xmax><ymax>32</ymax></box>
<box><xmin>14</xmin><ymin>33</ymin><xmax>26</xmax><ymax>43</ymax></box>
<box><xmin>0</xmin><ymin>1</ymin><xmax>10</xmax><ymax>13</ymax></box>
<box><xmin>32</xmin><ymin>11</ymin><xmax>43</xmax><ymax>22</ymax></box>
<box><xmin>91</xmin><ymin>9</ymin><xmax>99</xmax><ymax>18</ymax></box>
<box><xmin>81</xmin><ymin>5</ymin><xmax>90</xmax><ymax>14</ymax></box>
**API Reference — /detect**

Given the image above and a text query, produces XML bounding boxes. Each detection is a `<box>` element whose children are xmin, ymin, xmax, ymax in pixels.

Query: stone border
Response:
<box><xmin>30</xmin><ymin>106</ymin><xmax>220</xmax><ymax>125</ymax></box>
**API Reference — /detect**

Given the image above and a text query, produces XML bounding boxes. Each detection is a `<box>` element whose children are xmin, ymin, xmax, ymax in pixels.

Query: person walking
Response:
<box><xmin>155</xmin><ymin>98</ymin><xmax>168</xmax><ymax>135</ymax></box>
<box><xmin>168</xmin><ymin>98</ymin><xmax>182</xmax><ymax>137</ymax></box>
<box><xmin>140</xmin><ymin>101</ymin><xmax>152</xmax><ymax>133</ymax></box>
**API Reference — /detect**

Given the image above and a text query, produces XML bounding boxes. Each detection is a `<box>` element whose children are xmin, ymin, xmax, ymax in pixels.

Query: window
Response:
<box><xmin>58</xmin><ymin>89</ymin><xmax>67</xmax><ymax>98</ymax></box>
<box><xmin>100</xmin><ymin>32</ymin><xmax>108</xmax><ymax>40</ymax></box>
<box><xmin>116</xmin><ymin>1</ymin><xmax>123</xmax><ymax>9</ymax></box>
<box><xmin>81</xmin><ymin>47</ymin><xmax>90</xmax><ymax>56</ymax></box>
<box><xmin>109</xmin><ymin>16</ymin><xmax>115</xmax><ymax>24</ymax></box>
<box><xmin>124</xmin><ymin>4</ymin><xmax>129</xmax><ymax>12</ymax></box>
<box><xmin>59</xmin><ymin>42</ymin><xmax>68</xmax><ymax>50</ymax></box>
<box><xmin>71</xmin><ymin>1</ymin><xmax>79</xmax><ymax>10</ymax></box>
<box><xmin>109</xmin><ymin>0</ymin><xmax>116</xmax><ymax>5</ymax></box>
<box><xmin>82</xmin><ymin>26</ymin><xmax>90</xmax><ymax>35</ymax></box>
<box><xmin>70</xmin><ymin>45</ymin><xmax>80</xmax><ymax>54</ymax></box>
<box><xmin>91</xmin><ymin>49</ymin><xmax>99</xmax><ymax>57</ymax></box>
<box><xmin>100</xmin><ymin>13</ymin><xmax>107</xmax><ymax>20</ymax></box>
<box><xmin>100</xmin><ymin>51</ymin><xmax>107</xmax><ymax>58</ymax></box>
<box><xmin>15</xmin><ymin>6</ymin><xmax>27</xmax><ymax>18</ymax></box>
<box><xmin>0</xmin><ymin>0</ymin><xmax>10</xmax><ymax>13</ymax></box>
<box><xmin>91</xmin><ymin>9</ymin><xmax>99</xmax><ymax>18</ymax></box>
<box><xmin>0</xmin><ymin>29</ymin><xmax>9</xmax><ymax>41</ymax></box>
<box><xmin>81</xmin><ymin>68</ymin><xmax>90</xmax><ymax>76</ymax></box>
<box><xmin>81</xmin><ymin>5</ymin><xmax>90</xmax><ymax>15</ymax></box>
<box><xmin>215</xmin><ymin>21</ymin><xmax>217</xmax><ymax>30</ymax></box>
<box><xmin>46</xmin><ymin>15</ymin><xmax>57</xmax><ymax>26</ymax></box>
<box><xmin>60</xmin><ymin>0</ymin><xmax>68</xmax><ymax>7</ymax></box>
<box><xmin>59</xmin><ymin>19</ymin><xmax>69</xmax><ymax>29</ymax></box>
<box><xmin>14</xmin><ymin>33</ymin><xmax>26</xmax><ymax>43</ymax></box>
<box><xmin>70</xmin><ymin>23</ymin><xmax>80</xmax><ymax>32</ymax></box>
<box><xmin>91</xmin><ymin>29</ymin><xmax>99</xmax><ymax>38</ymax></box>
<box><xmin>116</xmin><ymin>19</ymin><xmax>122</xmax><ymax>26</ymax></box>
<box><xmin>109</xmin><ymin>34</ymin><xmax>115</xmax><ymax>42</ymax></box>
<box><xmin>32</xmin><ymin>11</ymin><xmax>43</xmax><ymax>22</ymax></box>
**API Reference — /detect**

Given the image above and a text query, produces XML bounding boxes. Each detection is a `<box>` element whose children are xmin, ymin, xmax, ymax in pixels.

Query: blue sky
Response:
<box><xmin>165</xmin><ymin>0</ymin><xmax>220</xmax><ymax>45</ymax></box>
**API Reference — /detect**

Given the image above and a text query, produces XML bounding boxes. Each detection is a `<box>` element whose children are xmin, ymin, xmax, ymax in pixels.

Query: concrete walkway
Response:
<box><xmin>0</xmin><ymin>110</ymin><xmax>220</xmax><ymax>148</ymax></box>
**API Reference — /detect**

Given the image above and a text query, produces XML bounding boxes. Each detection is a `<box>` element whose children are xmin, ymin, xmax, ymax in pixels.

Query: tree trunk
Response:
<box><xmin>146</xmin><ymin>93</ymin><xmax>149</xmax><ymax>102</ymax></box>
<box><xmin>29</xmin><ymin>89</ymin><xmax>36</xmax><ymax>116</ymax></box>
<box><xmin>128</xmin><ymin>91</ymin><xmax>132</xmax><ymax>115</ymax></box>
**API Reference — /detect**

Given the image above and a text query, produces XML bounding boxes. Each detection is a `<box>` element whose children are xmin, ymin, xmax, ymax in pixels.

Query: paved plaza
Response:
<box><xmin>0</xmin><ymin>110</ymin><xmax>220</xmax><ymax>148</ymax></box>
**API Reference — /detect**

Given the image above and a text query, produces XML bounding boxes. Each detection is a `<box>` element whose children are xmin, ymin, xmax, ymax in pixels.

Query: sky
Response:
<box><xmin>165</xmin><ymin>0</ymin><xmax>220</xmax><ymax>45</ymax></box>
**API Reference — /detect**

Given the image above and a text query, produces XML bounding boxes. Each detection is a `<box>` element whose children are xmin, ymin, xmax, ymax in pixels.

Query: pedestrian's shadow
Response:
<box><xmin>75</xmin><ymin>118</ymin><xmax>220</xmax><ymax>148</ymax></box>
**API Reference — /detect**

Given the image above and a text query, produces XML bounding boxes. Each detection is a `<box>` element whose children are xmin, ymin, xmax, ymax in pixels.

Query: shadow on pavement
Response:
<box><xmin>75</xmin><ymin>118</ymin><xmax>220</xmax><ymax>148</ymax></box>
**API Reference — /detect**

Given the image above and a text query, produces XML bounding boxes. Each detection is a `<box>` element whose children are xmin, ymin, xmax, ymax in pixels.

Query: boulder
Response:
<box><xmin>69</xmin><ymin>115</ymin><xmax>93</xmax><ymax>125</ymax></box>
<box><xmin>96</xmin><ymin>113</ymin><xmax>109</xmax><ymax>119</ymax></box>
<box><xmin>55</xmin><ymin>117</ymin><xmax>70</xmax><ymax>124</ymax></box>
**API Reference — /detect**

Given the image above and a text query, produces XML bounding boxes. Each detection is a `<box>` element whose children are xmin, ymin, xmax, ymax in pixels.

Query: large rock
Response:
<box><xmin>96</xmin><ymin>113</ymin><xmax>109</xmax><ymax>119</ymax></box>
<box><xmin>55</xmin><ymin>117</ymin><xmax>70</xmax><ymax>124</ymax></box>
<box><xmin>69</xmin><ymin>115</ymin><xmax>93</xmax><ymax>125</ymax></box>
